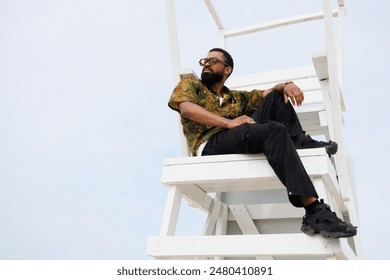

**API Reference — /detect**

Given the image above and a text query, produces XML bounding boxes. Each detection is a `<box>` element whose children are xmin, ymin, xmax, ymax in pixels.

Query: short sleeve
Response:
<box><xmin>168</xmin><ymin>77</ymin><xmax>200</xmax><ymax>112</ymax></box>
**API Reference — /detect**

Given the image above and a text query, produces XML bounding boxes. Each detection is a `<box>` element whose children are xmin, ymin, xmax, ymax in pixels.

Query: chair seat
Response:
<box><xmin>162</xmin><ymin>148</ymin><xmax>336</xmax><ymax>193</ymax></box>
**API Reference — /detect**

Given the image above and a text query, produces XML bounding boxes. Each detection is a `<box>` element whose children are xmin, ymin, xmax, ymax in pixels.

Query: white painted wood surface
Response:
<box><xmin>147</xmin><ymin>234</ymin><xmax>355</xmax><ymax>259</ymax></box>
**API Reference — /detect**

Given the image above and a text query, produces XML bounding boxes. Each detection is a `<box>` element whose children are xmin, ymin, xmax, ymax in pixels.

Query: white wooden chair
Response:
<box><xmin>147</xmin><ymin>0</ymin><xmax>362</xmax><ymax>260</ymax></box>
<box><xmin>147</xmin><ymin>149</ymin><xmax>356</xmax><ymax>259</ymax></box>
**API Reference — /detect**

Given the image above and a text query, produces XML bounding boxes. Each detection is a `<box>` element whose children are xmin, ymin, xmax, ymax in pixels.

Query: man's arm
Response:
<box><xmin>263</xmin><ymin>81</ymin><xmax>304</xmax><ymax>106</ymax></box>
<box><xmin>179</xmin><ymin>101</ymin><xmax>255</xmax><ymax>129</ymax></box>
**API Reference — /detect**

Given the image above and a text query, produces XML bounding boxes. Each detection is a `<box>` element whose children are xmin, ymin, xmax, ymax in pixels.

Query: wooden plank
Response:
<box><xmin>229</xmin><ymin>205</ymin><xmax>259</xmax><ymax>234</ymax></box>
<box><xmin>312</xmin><ymin>52</ymin><xmax>346</xmax><ymax>112</ymax></box>
<box><xmin>226</xmin><ymin>65</ymin><xmax>316</xmax><ymax>88</ymax></box>
<box><xmin>312</xmin><ymin>52</ymin><xmax>329</xmax><ymax>80</ymax></box>
<box><xmin>180</xmin><ymin>185</ymin><xmax>213</xmax><ymax>213</ymax></box>
<box><xmin>320</xmin><ymin>165</ymin><xmax>349</xmax><ymax>214</ymax></box>
<box><xmin>147</xmin><ymin>234</ymin><xmax>344</xmax><ymax>258</ymax></box>
<box><xmin>224</xmin><ymin>10</ymin><xmax>339</xmax><ymax>38</ymax></box>
<box><xmin>215</xmin><ymin>203</ymin><xmax>228</xmax><ymax>236</ymax></box>
<box><xmin>163</xmin><ymin>148</ymin><xmax>326</xmax><ymax>168</ymax></box>
<box><xmin>159</xmin><ymin>186</ymin><xmax>183</xmax><ymax>236</ymax></box>
<box><xmin>229</xmin><ymin>205</ymin><xmax>275</xmax><ymax>260</ymax></box>
<box><xmin>161</xmin><ymin>149</ymin><xmax>334</xmax><ymax>194</ymax></box>
<box><xmin>165</xmin><ymin>0</ymin><xmax>181</xmax><ymax>84</ymax></box>
<box><xmin>179</xmin><ymin>69</ymin><xmax>199</xmax><ymax>80</ymax></box>
<box><xmin>203</xmin><ymin>0</ymin><xmax>224</xmax><ymax>29</ymax></box>
<box><xmin>202</xmin><ymin>199</ymin><xmax>223</xmax><ymax>235</ymax></box>
<box><xmin>228</xmin><ymin>203</ymin><xmax>304</xmax><ymax>221</ymax></box>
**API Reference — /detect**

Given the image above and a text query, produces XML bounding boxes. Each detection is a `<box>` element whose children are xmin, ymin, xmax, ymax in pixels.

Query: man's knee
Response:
<box><xmin>260</xmin><ymin>120</ymin><xmax>288</xmax><ymax>132</ymax></box>
<box><xmin>248</xmin><ymin>121</ymin><xmax>288</xmax><ymax>142</ymax></box>
<box><xmin>261</xmin><ymin>121</ymin><xmax>291</xmax><ymax>144</ymax></box>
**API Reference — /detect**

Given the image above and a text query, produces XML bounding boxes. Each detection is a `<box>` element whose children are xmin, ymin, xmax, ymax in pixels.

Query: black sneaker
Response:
<box><xmin>301</xmin><ymin>199</ymin><xmax>357</xmax><ymax>238</ymax></box>
<box><xmin>293</xmin><ymin>134</ymin><xmax>338</xmax><ymax>156</ymax></box>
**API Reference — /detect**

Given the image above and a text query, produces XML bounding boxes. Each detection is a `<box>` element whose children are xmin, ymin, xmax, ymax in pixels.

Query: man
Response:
<box><xmin>168</xmin><ymin>48</ymin><xmax>356</xmax><ymax>238</ymax></box>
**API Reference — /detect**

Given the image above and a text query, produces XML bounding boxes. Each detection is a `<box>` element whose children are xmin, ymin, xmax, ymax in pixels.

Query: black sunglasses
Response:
<box><xmin>199</xmin><ymin>57</ymin><xmax>230</xmax><ymax>67</ymax></box>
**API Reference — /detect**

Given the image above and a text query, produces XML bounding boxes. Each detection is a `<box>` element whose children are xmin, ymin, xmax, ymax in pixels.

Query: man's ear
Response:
<box><xmin>224</xmin><ymin>66</ymin><xmax>232</xmax><ymax>77</ymax></box>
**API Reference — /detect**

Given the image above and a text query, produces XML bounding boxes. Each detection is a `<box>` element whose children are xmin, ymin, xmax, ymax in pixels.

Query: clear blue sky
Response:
<box><xmin>0</xmin><ymin>0</ymin><xmax>389</xmax><ymax>260</ymax></box>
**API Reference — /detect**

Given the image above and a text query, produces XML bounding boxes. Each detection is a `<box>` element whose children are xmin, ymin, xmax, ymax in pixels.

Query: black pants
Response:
<box><xmin>202</xmin><ymin>91</ymin><xmax>318</xmax><ymax>207</ymax></box>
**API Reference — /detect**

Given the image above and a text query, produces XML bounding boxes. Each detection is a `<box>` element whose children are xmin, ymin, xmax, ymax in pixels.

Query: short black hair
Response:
<box><xmin>209</xmin><ymin>48</ymin><xmax>234</xmax><ymax>69</ymax></box>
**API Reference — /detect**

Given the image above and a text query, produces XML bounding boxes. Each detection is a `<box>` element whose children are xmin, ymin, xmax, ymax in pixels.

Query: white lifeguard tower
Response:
<box><xmin>147</xmin><ymin>0</ymin><xmax>362</xmax><ymax>260</ymax></box>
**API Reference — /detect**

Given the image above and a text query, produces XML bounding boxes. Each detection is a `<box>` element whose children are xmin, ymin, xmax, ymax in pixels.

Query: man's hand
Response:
<box><xmin>226</xmin><ymin>115</ymin><xmax>255</xmax><ymax>129</ymax></box>
<box><xmin>283</xmin><ymin>82</ymin><xmax>304</xmax><ymax>106</ymax></box>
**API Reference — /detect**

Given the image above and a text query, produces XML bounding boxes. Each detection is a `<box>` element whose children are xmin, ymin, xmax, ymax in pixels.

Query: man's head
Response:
<box><xmin>200</xmin><ymin>48</ymin><xmax>234</xmax><ymax>90</ymax></box>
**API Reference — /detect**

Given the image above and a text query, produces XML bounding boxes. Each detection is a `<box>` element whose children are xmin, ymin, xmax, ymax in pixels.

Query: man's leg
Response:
<box><xmin>202</xmin><ymin>120</ymin><xmax>318</xmax><ymax>207</ymax></box>
<box><xmin>252</xmin><ymin>91</ymin><xmax>338</xmax><ymax>156</ymax></box>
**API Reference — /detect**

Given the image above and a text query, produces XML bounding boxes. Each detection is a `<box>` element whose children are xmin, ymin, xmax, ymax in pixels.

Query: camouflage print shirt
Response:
<box><xmin>168</xmin><ymin>77</ymin><xmax>264</xmax><ymax>156</ymax></box>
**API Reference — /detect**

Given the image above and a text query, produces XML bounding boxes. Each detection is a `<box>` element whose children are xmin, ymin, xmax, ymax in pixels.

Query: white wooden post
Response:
<box><xmin>159</xmin><ymin>186</ymin><xmax>183</xmax><ymax>236</ymax></box>
<box><xmin>323</xmin><ymin>0</ymin><xmax>363</xmax><ymax>257</ymax></box>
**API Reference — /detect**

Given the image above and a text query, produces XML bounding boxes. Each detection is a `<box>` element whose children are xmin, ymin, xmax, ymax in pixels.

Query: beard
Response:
<box><xmin>201</xmin><ymin>70</ymin><xmax>223</xmax><ymax>90</ymax></box>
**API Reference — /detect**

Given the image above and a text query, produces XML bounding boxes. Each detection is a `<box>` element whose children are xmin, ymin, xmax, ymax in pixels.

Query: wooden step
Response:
<box><xmin>147</xmin><ymin>234</ymin><xmax>356</xmax><ymax>259</ymax></box>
